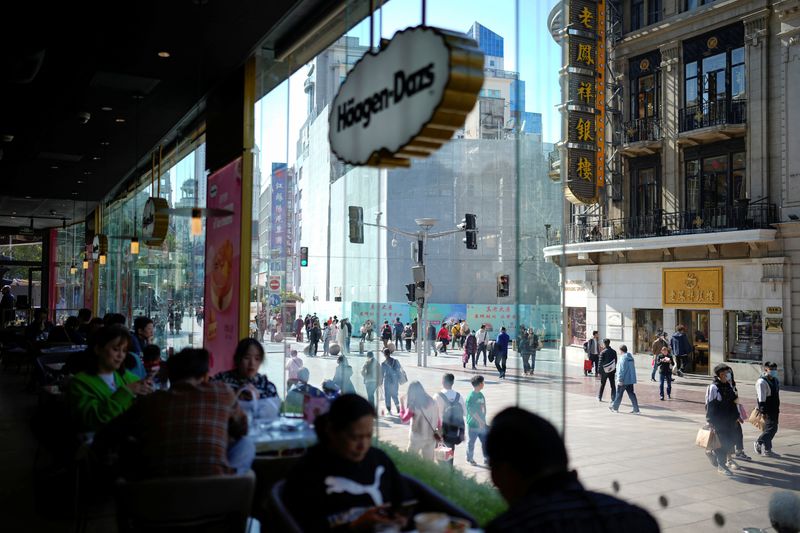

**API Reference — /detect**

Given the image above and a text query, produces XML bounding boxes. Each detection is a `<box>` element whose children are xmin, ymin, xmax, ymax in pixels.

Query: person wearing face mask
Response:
<box><xmin>69</xmin><ymin>325</ymin><xmax>153</xmax><ymax>431</ymax></box>
<box><xmin>705</xmin><ymin>364</ymin><xmax>739</xmax><ymax>476</ymax></box>
<box><xmin>755</xmin><ymin>361</ymin><xmax>781</xmax><ymax>457</ymax></box>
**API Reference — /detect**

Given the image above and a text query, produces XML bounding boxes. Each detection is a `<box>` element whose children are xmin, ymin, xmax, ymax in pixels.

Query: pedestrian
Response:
<box><xmin>610</xmin><ymin>345</ymin><xmax>639</xmax><ymax>413</ymax></box>
<box><xmin>322</xmin><ymin>322</ymin><xmax>331</xmax><ymax>356</ymax></box>
<box><xmin>656</xmin><ymin>346</ymin><xmax>674</xmax><ymax>400</ymax></box>
<box><xmin>426</xmin><ymin>323</ymin><xmax>437</xmax><ymax>358</ymax></box>
<box><xmin>520</xmin><ymin>328</ymin><xmax>538</xmax><ymax>376</ymax></box>
<box><xmin>494</xmin><ymin>327</ymin><xmax>510</xmax><ymax>379</ymax></box>
<box><xmin>465</xmin><ymin>375</ymin><xmax>488</xmax><ymax>465</ymax></box>
<box><xmin>403</xmin><ymin>322</ymin><xmax>413</xmax><ymax>351</ymax></box>
<box><xmin>333</xmin><ymin>355</ymin><xmax>355</xmax><ymax>394</ymax></box>
<box><xmin>484</xmin><ymin>408</ymin><xmax>659</xmax><ymax>533</ymax></box>
<box><xmin>340</xmin><ymin>318</ymin><xmax>352</xmax><ymax>354</ymax></box>
<box><xmin>285</xmin><ymin>349</ymin><xmax>304</xmax><ymax>389</ymax></box>
<box><xmin>728</xmin><ymin>369</ymin><xmax>751</xmax><ymax>461</ymax></box>
<box><xmin>400</xmin><ymin>381</ymin><xmax>440</xmax><ymax>461</ymax></box>
<box><xmin>463</xmin><ymin>329</ymin><xmax>477</xmax><ymax>370</ymax></box>
<box><xmin>437</xmin><ymin>324</ymin><xmax>450</xmax><ymax>353</ymax></box>
<box><xmin>670</xmin><ymin>324</ymin><xmax>692</xmax><ymax>377</ymax></box>
<box><xmin>381</xmin><ymin>320</ymin><xmax>393</xmax><ymax>349</ymax></box>
<box><xmin>584</xmin><ymin>330</ymin><xmax>601</xmax><ymax>377</ymax></box>
<box><xmin>380</xmin><ymin>348</ymin><xmax>402</xmax><ymax>415</ymax></box>
<box><xmin>436</xmin><ymin>373</ymin><xmax>466</xmax><ymax>466</ymax></box>
<box><xmin>451</xmin><ymin>321</ymin><xmax>462</xmax><ymax>350</ymax></box>
<box><xmin>294</xmin><ymin>316</ymin><xmax>304</xmax><ymax>342</ymax></box>
<box><xmin>755</xmin><ymin>361</ymin><xmax>781</xmax><ymax>458</ymax></box>
<box><xmin>597</xmin><ymin>338</ymin><xmax>617</xmax><ymax>402</ymax></box>
<box><xmin>393</xmin><ymin>318</ymin><xmax>404</xmax><ymax>352</ymax></box>
<box><xmin>475</xmin><ymin>324</ymin><xmax>489</xmax><ymax>366</ymax></box>
<box><xmin>705</xmin><ymin>364</ymin><xmax>739</xmax><ymax>475</ymax></box>
<box><xmin>361</xmin><ymin>351</ymin><xmax>378</xmax><ymax>407</ymax></box>
<box><xmin>308</xmin><ymin>320</ymin><xmax>321</xmax><ymax>357</ymax></box>
<box><xmin>650</xmin><ymin>331</ymin><xmax>669</xmax><ymax>382</ymax></box>
<box><xmin>411</xmin><ymin>318</ymin><xmax>418</xmax><ymax>350</ymax></box>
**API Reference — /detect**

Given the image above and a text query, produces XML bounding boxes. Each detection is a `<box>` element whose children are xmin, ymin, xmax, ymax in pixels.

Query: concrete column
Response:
<box><xmin>659</xmin><ymin>42</ymin><xmax>681</xmax><ymax>213</ymax></box>
<box><xmin>744</xmin><ymin>10</ymin><xmax>770</xmax><ymax>201</ymax></box>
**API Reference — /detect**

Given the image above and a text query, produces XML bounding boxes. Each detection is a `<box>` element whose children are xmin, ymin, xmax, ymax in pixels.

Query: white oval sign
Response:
<box><xmin>329</xmin><ymin>25</ymin><xmax>483</xmax><ymax>167</ymax></box>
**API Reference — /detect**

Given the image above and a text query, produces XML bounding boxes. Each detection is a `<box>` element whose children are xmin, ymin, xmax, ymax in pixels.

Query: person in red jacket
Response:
<box><xmin>437</xmin><ymin>324</ymin><xmax>451</xmax><ymax>353</ymax></box>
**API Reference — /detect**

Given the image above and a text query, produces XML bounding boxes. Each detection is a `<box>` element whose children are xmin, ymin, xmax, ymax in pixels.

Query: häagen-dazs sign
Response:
<box><xmin>329</xmin><ymin>26</ymin><xmax>484</xmax><ymax>168</ymax></box>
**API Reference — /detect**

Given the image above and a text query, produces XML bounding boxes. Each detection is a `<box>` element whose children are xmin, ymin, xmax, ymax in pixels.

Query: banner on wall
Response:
<box><xmin>410</xmin><ymin>303</ymin><xmax>467</xmax><ymax>328</ymax></box>
<box><xmin>204</xmin><ymin>157</ymin><xmax>243</xmax><ymax>374</ymax></box>
<box><xmin>350</xmin><ymin>302</ymin><xmax>411</xmax><ymax>334</ymax></box>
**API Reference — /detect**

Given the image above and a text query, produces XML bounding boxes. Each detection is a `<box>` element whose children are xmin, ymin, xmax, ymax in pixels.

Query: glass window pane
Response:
<box><xmin>726</xmin><ymin>310</ymin><xmax>762</xmax><ymax>362</ymax></box>
<box><xmin>685</xmin><ymin>61</ymin><xmax>697</xmax><ymax>78</ymax></box>
<box><xmin>634</xmin><ymin>309</ymin><xmax>663</xmax><ymax>354</ymax></box>
<box><xmin>732</xmin><ymin>47</ymin><xmax>744</xmax><ymax>65</ymax></box>
<box><xmin>732</xmin><ymin>64</ymin><xmax>745</xmax><ymax>99</ymax></box>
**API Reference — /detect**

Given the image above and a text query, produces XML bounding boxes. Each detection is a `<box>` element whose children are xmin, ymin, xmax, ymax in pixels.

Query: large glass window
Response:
<box><xmin>634</xmin><ymin>309</ymin><xmax>663</xmax><ymax>354</ymax></box>
<box><xmin>567</xmin><ymin>307</ymin><xmax>586</xmax><ymax>346</ymax></box>
<box><xmin>683</xmin><ymin>26</ymin><xmax>745</xmax><ymax>112</ymax></box>
<box><xmin>725</xmin><ymin>310</ymin><xmax>762</xmax><ymax>362</ymax></box>
<box><xmin>684</xmin><ymin>144</ymin><xmax>746</xmax><ymax>216</ymax></box>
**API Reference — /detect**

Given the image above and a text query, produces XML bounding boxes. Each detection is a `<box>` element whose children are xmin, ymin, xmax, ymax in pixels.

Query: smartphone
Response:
<box><xmin>392</xmin><ymin>499</ymin><xmax>418</xmax><ymax>519</ymax></box>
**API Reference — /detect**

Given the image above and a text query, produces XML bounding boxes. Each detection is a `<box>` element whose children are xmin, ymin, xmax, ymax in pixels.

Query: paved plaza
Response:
<box><xmin>271</xmin><ymin>340</ymin><xmax>800</xmax><ymax>533</ymax></box>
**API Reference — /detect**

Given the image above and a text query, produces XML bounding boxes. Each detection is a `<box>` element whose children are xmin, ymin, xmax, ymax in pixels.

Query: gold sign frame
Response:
<box><xmin>662</xmin><ymin>267</ymin><xmax>723</xmax><ymax>309</ymax></box>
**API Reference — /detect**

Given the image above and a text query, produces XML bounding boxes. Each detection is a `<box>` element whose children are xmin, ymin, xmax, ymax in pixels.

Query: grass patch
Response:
<box><xmin>377</xmin><ymin>441</ymin><xmax>506</xmax><ymax>527</ymax></box>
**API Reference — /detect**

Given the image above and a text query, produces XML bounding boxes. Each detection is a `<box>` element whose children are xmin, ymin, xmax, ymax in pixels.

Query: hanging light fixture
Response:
<box><xmin>191</xmin><ymin>207</ymin><xmax>202</xmax><ymax>236</ymax></box>
<box><xmin>69</xmin><ymin>198</ymin><xmax>77</xmax><ymax>274</ymax></box>
<box><xmin>130</xmin><ymin>236</ymin><xmax>139</xmax><ymax>254</ymax></box>
<box><xmin>131</xmin><ymin>94</ymin><xmax>141</xmax><ymax>255</ymax></box>
<box><xmin>99</xmin><ymin>252</ymin><xmax>107</xmax><ymax>265</ymax></box>
<box><xmin>70</xmin><ymin>263</ymin><xmax>77</xmax><ymax>275</ymax></box>
<box><xmin>82</xmin><ymin>253</ymin><xmax>89</xmax><ymax>270</ymax></box>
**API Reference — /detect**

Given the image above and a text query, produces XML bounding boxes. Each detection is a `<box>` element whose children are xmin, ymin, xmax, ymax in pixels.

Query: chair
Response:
<box><xmin>115</xmin><ymin>471</ymin><xmax>256</xmax><ymax>533</ymax></box>
<box><xmin>267</xmin><ymin>479</ymin><xmax>303</xmax><ymax>533</ymax></box>
<box><xmin>250</xmin><ymin>456</ymin><xmax>301</xmax><ymax>523</ymax></box>
<box><xmin>34</xmin><ymin>352</ymin><xmax>71</xmax><ymax>387</ymax></box>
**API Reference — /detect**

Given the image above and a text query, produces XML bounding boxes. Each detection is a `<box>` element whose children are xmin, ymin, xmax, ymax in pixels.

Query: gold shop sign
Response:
<box><xmin>662</xmin><ymin>267</ymin><xmax>723</xmax><ymax>308</ymax></box>
<box><xmin>766</xmin><ymin>306</ymin><xmax>782</xmax><ymax>315</ymax></box>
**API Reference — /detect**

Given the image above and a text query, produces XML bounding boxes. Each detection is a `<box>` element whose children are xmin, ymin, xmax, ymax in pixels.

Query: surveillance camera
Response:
<box><xmin>76</xmin><ymin>111</ymin><xmax>91</xmax><ymax>124</ymax></box>
<box><xmin>456</xmin><ymin>222</ymin><xmax>467</xmax><ymax>230</ymax></box>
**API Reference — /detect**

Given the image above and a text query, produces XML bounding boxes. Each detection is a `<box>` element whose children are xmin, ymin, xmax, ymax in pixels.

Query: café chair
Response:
<box><xmin>267</xmin><ymin>479</ymin><xmax>303</xmax><ymax>533</ymax></box>
<box><xmin>34</xmin><ymin>352</ymin><xmax>71</xmax><ymax>387</ymax></box>
<box><xmin>114</xmin><ymin>471</ymin><xmax>256</xmax><ymax>532</ymax></box>
<box><xmin>250</xmin><ymin>456</ymin><xmax>301</xmax><ymax>524</ymax></box>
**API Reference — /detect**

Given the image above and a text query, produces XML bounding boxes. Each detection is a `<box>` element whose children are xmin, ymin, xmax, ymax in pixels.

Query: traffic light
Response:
<box><xmin>462</xmin><ymin>213</ymin><xmax>477</xmax><ymax>249</ymax></box>
<box><xmin>497</xmin><ymin>274</ymin><xmax>509</xmax><ymax>297</ymax></box>
<box><xmin>405</xmin><ymin>283</ymin><xmax>416</xmax><ymax>303</ymax></box>
<box><xmin>348</xmin><ymin>206</ymin><xmax>364</xmax><ymax>244</ymax></box>
<box><xmin>300</xmin><ymin>246</ymin><xmax>309</xmax><ymax>267</ymax></box>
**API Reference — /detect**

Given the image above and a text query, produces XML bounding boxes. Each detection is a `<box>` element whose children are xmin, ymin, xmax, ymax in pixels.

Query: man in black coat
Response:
<box><xmin>597</xmin><ymin>339</ymin><xmax>617</xmax><ymax>402</ymax></box>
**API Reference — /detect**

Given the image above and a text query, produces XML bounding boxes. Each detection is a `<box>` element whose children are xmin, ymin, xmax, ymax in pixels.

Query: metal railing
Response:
<box><xmin>547</xmin><ymin>200</ymin><xmax>777</xmax><ymax>246</ymax></box>
<box><xmin>679</xmin><ymin>98</ymin><xmax>747</xmax><ymax>132</ymax></box>
<box><xmin>623</xmin><ymin>117</ymin><xmax>662</xmax><ymax>144</ymax></box>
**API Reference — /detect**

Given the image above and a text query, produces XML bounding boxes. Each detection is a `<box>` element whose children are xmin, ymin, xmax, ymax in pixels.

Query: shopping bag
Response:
<box><xmin>583</xmin><ymin>359</ymin><xmax>593</xmax><ymax>372</ymax></box>
<box><xmin>737</xmin><ymin>403</ymin><xmax>748</xmax><ymax>423</ymax></box>
<box><xmin>434</xmin><ymin>443</ymin><xmax>454</xmax><ymax>462</ymax></box>
<box><xmin>695</xmin><ymin>426</ymin><xmax>720</xmax><ymax>450</ymax></box>
<box><xmin>462</xmin><ymin>351</ymin><xmax>470</xmax><ymax>365</ymax></box>
<box><xmin>748</xmin><ymin>408</ymin><xmax>766</xmax><ymax>430</ymax></box>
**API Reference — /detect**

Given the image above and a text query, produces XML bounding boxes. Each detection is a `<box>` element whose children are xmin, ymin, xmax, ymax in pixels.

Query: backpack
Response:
<box><xmin>438</xmin><ymin>392</ymin><xmax>465</xmax><ymax>445</ymax></box>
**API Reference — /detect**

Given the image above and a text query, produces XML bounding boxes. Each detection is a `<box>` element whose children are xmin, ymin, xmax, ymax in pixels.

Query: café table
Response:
<box><xmin>250</xmin><ymin>416</ymin><xmax>317</xmax><ymax>457</ymax></box>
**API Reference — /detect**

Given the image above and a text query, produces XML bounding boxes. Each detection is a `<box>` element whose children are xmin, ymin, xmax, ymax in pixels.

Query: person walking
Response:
<box><xmin>403</xmin><ymin>322</ymin><xmax>413</xmax><ymax>352</ymax></box>
<box><xmin>465</xmin><ymin>375</ymin><xmax>489</xmax><ymax>465</ymax></box>
<box><xmin>400</xmin><ymin>381</ymin><xmax>440</xmax><ymax>461</ymax></box>
<box><xmin>705</xmin><ymin>364</ymin><xmax>739</xmax><ymax>475</ymax></box>
<box><xmin>597</xmin><ymin>339</ymin><xmax>617</xmax><ymax>402</ymax></box>
<box><xmin>670</xmin><ymin>324</ymin><xmax>692</xmax><ymax>377</ymax></box>
<box><xmin>610</xmin><ymin>345</ymin><xmax>639</xmax><ymax>413</ymax></box>
<box><xmin>727</xmin><ymin>369</ymin><xmax>752</xmax><ymax>461</ymax></box>
<box><xmin>451</xmin><ymin>321</ymin><xmax>462</xmax><ymax>350</ymax></box>
<box><xmin>755</xmin><ymin>361</ymin><xmax>781</xmax><ymax>457</ymax></box>
<box><xmin>437</xmin><ymin>324</ymin><xmax>451</xmax><ymax>353</ymax></box>
<box><xmin>475</xmin><ymin>324</ymin><xmax>489</xmax><ymax>367</ymax></box>
<box><xmin>380</xmin><ymin>320</ymin><xmax>393</xmax><ymax>349</ymax></box>
<box><xmin>436</xmin><ymin>373</ymin><xmax>466</xmax><ymax>466</ymax></box>
<box><xmin>426</xmin><ymin>323</ymin><xmax>437</xmax><ymax>358</ymax></box>
<box><xmin>333</xmin><ymin>355</ymin><xmax>355</xmax><ymax>394</ymax></box>
<box><xmin>463</xmin><ymin>329</ymin><xmax>478</xmax><ymax>370</ymax></box>
<box><xmin>656</xmin><ymin>346</ymin><xmax>674</xmax><ymax>400</ymax></box>
<box><xmin>584</xmin><ymin>330</ymin><xmax>601</xmax><ymax>376</ymax></box>
<box><xmin>361</xmin><ymin>351</ymin><xmax>378</xmax><ymax>407</ymax></box>
<box><xmin>380</xmin><ymin>348</ymin><xmax>402</xmax><ymax>415</ymax></box>
<box><xmin>650</xmin><ymin>331</ymin><xmax>669</xmax><ymax>382</ymax></box>
<box><xmin>411</xmin><ymin>318</ymin><xmax>418</xmax><ymax>350</ymax></box>
<box><xmin>308</xmin><ymin>320</ymin><xmax>321</xmax><ymax>357</ymax></box>
<box><xmin>393</xmin><ymin>318</ymin><xmax>404</xmax><ymax>352</ymax></box>
<box><xmin>520</xmin><ymin>328</ymin><xmax>538</xmax><ymax>376</ymax></box>
<box><xmin>494</xmin><ymin>327</ymin><xmax>510</xmax><ymax>379</ymax></box>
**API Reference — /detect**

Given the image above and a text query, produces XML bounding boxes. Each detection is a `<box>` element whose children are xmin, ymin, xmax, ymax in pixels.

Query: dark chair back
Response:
<box><xmin>115</xmin><ymin>471</ymin><xmax>255</xmax><ymax>533</ymax></box>
<box><xmin>401</xmin><ymin>474</ymin><xmax>478</xmax><ymax>527</ymax></box>
<box><xmin>35</xmin><ymin>352</ymin><xmax>71</xmax><ymax>386</ymax></box>
<box><xmin>250</xmin><ymin>456</ymin><xmax>301</xmax><ymax>522</ymax></box>
<box><xmin>267</xmin><ymin>479</ymin><xmax>303</xmax><ymax>533</ymax></box>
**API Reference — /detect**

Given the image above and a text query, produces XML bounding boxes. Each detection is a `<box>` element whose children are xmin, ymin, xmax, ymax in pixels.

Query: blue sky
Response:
<box><xmin>256</xmin><ymin>0</ymin><xmax>562</xmax><ymax>186</ymax></box>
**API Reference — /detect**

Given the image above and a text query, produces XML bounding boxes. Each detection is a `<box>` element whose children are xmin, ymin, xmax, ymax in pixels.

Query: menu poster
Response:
<box><xmin>204</xmin><ymin>157</ymin><xmax>243</xmax><ymax>375</ymax></box>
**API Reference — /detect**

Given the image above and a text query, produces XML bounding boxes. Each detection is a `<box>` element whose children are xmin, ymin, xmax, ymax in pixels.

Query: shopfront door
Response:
<box><xmin>677</xmin><ymin>309</ymin><xmax>710</xmax><ymax>375</ymax></box>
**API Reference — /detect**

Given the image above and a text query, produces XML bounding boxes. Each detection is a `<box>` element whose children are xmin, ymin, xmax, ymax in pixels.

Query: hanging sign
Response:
<box><xmin>562</xmin><ymin>0</ymin><xmax>606</xmax><ymax>204</ymax></box>
<box><xmin>329</xmin><ymin>25</ymin><xmax>484</xmax><ymax>168</ymax></box>
<box><xmin>142</xmin><ymin>197</ymin><xmax>169</xmax><ymax>246</ymax></box>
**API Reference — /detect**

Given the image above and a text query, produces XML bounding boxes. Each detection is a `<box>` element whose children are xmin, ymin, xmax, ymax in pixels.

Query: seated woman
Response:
<box><xmin>48</xmin><ymin>316</ymin><xmax>85</xmax><ymax>344</ymax></box>
<box><xmin>69</xmin><ymin>325</ymin><xmax>153</xmax><ymax>431</ymax></box>
<box><xmin>284</xmin><ymin>394</ymin><xmax>411</xmax><ymax>531</ymax></box>
<box><xmin>212</xmin><ymin>338</ymin><xmax>278</xmax><ymax>400</ymax></box>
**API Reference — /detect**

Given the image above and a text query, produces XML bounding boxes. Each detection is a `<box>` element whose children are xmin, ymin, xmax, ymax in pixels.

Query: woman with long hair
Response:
<box><xmin>400</xmin><ymin>381</ymin><xmax>440</xmax><ymax>460</ymax></box>
<box><xmin>211</xmin><ymin>338</ymin><xmax>278</xmax><ymax>400</ymax></box>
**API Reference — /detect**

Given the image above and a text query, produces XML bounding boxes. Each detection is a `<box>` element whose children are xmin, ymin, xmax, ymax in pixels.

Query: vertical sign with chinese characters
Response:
<box><xmin>270</xmin><ymin>163</ymin><xmax>288</xmax><ymax>265</ymax></box>
<box><xmin>563</xmin><ymin>0</ymin><xmax>605</xmax><ymax>204</ymax></box>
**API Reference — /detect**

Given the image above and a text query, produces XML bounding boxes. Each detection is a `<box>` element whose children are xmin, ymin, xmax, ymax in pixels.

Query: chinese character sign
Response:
<box><xmin>563</xmin><ymin>0</ymin><xmax>605</xmax><ymax>205</ymax></box>
<box><xmin>270</xmin><ymin>163</ymin><xmax>288</xmax><ymax>260</ymax></box>
<box><xmin>350</xmin><ymin>302</ymin><xmax>412</xmax><ymax>334</ymax></box>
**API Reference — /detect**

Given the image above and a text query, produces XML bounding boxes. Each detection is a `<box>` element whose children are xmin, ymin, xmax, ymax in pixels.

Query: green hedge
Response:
<box><xmin>377</xmin><ymin>442</ymin><xmax>507</xmax><ymax>527</ymax></box>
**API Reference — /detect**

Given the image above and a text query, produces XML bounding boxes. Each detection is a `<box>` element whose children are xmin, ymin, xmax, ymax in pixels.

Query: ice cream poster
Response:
<box><xmin>204</xmin><ymin>157</ymin><xmax>242</xmax><ymax>375</ymax></box>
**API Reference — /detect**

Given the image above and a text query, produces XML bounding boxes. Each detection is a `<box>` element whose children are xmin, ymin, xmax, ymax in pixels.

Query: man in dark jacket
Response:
<box><xmin>705</xmin><ymin>364</ymin><xmax>739</xmax><ymax>476</ymax></box>
<box><xmin>755</xmin><ymin>361</ymin><xmax>781</xmax><ymax>457</ymax></box>
<box><xmin>485</xmin><ymin>407</ymin><xmax>659</xmax><ymax>533</ymax></box>
<box><xmin>393</xmin><ymin>318</ymin><xmax>404</xmax><ymax>352</ymax></box>
<box><xmin>670</xmin><ymin>325</ymin><xmax>693</xmax><ymax>377</ymax></box>
<box><xmin>597</xmin><ymin>339</ymin><xmax>617</xmax><ymax>402</ymax></box>
<box><xmin>494</xmin><ymin>327</ymin><xmax>511</xmax><ymax>379</ymax></box>
<box><xmin>308</xmin><ymin>320</ymin><xmax>321</xmax><ymax>356</ymax></box>
<box><xmin>584</xmin><ymin>330</ymin><xmax>601</xmax><ymax>376</ymax></box>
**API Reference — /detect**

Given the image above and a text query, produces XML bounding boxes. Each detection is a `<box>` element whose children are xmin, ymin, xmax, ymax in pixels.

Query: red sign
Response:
<box><xmin>204</xmin><ymin>158</ymin><xmax>243</xmax><ymax>375</ymax></box>
<box><xmin>269</xmin><ymin>278</ymin><xmax>280</xmax><ymax>291</ymax></box>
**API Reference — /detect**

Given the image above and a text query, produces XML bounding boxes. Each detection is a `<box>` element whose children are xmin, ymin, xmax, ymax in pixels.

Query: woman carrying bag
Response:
<box><xmin>399</xmin><ymin>381</ymin><xmax>441</xmax><ymax>461</ymax></box>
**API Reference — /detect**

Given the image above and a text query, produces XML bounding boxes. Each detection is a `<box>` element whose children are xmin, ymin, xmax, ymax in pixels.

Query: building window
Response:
<box><xmin>634</xmin><ymin>309</ymin><xmax>663</xmax><ymax>354</ymax></box>
<box><xmin>684</xmin><ymin>142</ymin><xmax>746</xmax><ymax>215</ymax></box>
<box><xmin>725</xmin><ymin>310</ymin><xmax>762</xmax><ymax>362</ymax></box>
<box><xmin>631</xmin><ymin>0</ymin><xmax>644</xmax><ymax>31</ymax></box>
<box><xmin>567</xmin><ymin>306</ymin><xmax>586</xmax><ymax>346</ymax></box>
<box><xmin>631</xmin><ymin>164</ymin><xmax>660</xmax><ymax>220</ymax></box>
<box><xmin>647</xmin><ymin>0</ymin><xmax>661</xmax><ymax>25</ymax></box>
<box><xmin>684</xmin><ymin>0</ymin><xmax>714</xmax><ymax>11</ymax></box>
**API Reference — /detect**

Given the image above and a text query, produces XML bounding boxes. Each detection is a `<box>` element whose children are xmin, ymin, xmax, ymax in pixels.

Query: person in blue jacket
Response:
<box><xmin>610</xmin><ymin>345</ymin><xmax>640</xmax><ymax>413</ymax></box>
<box><xmin>494</xmin><ymin>327</ymin><xmax>510</xmax><ymax>379</ymax></box>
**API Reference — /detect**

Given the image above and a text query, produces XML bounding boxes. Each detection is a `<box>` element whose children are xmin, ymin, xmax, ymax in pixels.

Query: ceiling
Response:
<box><xmin>0</xmin><ymin>0</ymin><xmax>302</xmax><ymax>230</ymax></box>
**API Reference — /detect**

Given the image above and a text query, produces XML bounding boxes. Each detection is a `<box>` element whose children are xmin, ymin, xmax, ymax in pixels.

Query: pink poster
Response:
<box><xmin>204</xmin><ymin>157</ymin><xmax>243</xmax><ymax>375</ymax></box>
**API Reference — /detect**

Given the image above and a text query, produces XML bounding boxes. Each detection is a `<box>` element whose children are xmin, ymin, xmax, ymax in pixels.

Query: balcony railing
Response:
<box><xmin>679</xmin><ymin>98</ymin><xmax>747</xmax><ymax>133</ymax></box>
<box><xmin>547</xmin><ymin>200</ymin><xmax>777</xmax><ymax>246</ymax></box>
<box><xmin>623</xmin><ymin>117</ymin><xmax>662</xmax><ymax>144</ymax></box>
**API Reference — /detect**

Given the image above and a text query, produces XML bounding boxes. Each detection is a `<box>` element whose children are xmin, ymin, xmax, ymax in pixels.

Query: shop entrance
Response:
<box><xmin>676</xmin><ymin>309</ymin><xmax>710</xmax><ymax>375</ymax></box>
